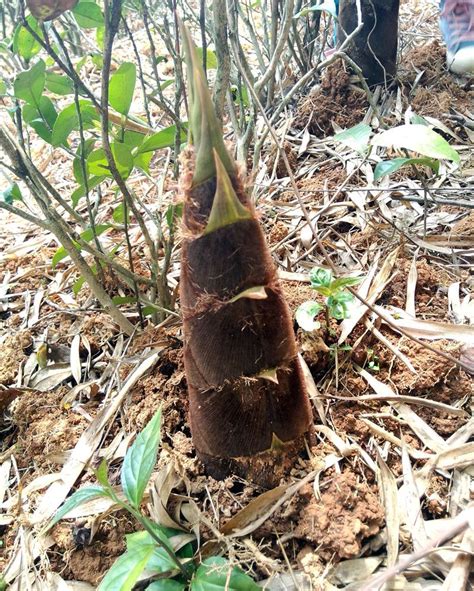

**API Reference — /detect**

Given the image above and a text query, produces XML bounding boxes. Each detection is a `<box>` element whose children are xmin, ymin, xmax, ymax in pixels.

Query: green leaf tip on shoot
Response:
<box><xmin>203</xmin><ymin>150</ymin><xmax>252</xmax><ymax>235</ymax></box>
<box><xmin>121</xmin><ymin>407</ymin><xmax>162</xmax><ymax>508</ymax></box>
<box><xmin>178</xmin><ymin>20</ymin><xmax>234</xmax><ymax>186</ymax></box>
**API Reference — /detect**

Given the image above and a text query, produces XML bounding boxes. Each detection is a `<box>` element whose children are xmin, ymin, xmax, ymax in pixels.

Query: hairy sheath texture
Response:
<box><xmin>179</xmin><ymin>151</ymin><xmax>312</xmax><ymax>483</ymax></box>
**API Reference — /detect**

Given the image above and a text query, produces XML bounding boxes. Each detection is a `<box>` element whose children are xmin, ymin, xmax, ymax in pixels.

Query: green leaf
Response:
<box><xmin>126</xmin><ymin>531</ymin><xmax>177</xmax><ymax>575</ymax></box>
<box><xmin>137</xmin><ymin>125</ymin><xmax>187</xmax><ymax>154</ymax></box>
<box><xmin>191</xmin><ymin>557</ymin><xmax>259</xmax><ymax>591</ymax></box>
<box><xmin>309</xmin><ymin>267</ymin><xmax>333</xmax><ymax>288</ymax></box>
<box><xmin>295</xmin><ymin>301</ymin><xmax>322</xmax><ymax>332</ymax></box>
<box><xmin>98</xmin><ymin>547</ymin><xmax>154</xmax><ymax>591</ymax></box>
<box><xmin>94</xmin><ymin>459</ymin><xmax>111</xmax><ymax>489</ymax></box>
<box><xmin>0</xmin><ymin>79</ymin><xmax>7</xmax><ymax>96</ymax></box>
<box><xmin>112</xmin><ymin>202</ymin><xmax>129</xmax><ymax>223</ymax></box>
<box><xmin>122</xmin><ymin>130</ymin><xmax>146</xmax><ymax>149</ymax></box>
<box><xmin>146</xmin><ymin>581</ymin><xmax>186</xmax><ymax>591</ymax></box>
<box><xmin>13</xmin><ymin>15</ymin><xmax>42</xmax><ymax>61</ymax></box>
<box><xmin>1</xmin><ymin>183</ymin><xmax>23</xmax><ymax>204</ymax></box>
<box><xmin>45</xmin><ymin>72</ymin><xmax>74</xmax><ymax>95</ymax></box>
<box><xmin>71</xmin><ymin>175</ymin><xmax>105</xmax><ymax>207</ymax></box>
<box><xmin>195</xmin><ymin>48</ymin><xmax>218</xmax><ymax>69</ymax></box>
<box><xmin>373</xmin><ymin>157</ymin><xmax>440</xmax><ymax>181</ymax></box>
<box><xmin>109</xmin><ymin>62</ymin><xmax>136</xmax><ymax>116</ymax></box>
<box><xmin>14</xmin><ymin>59</ymin><xmax>45</xmax><ymax>106</ymax></box>
<box><xmin>333</xmin><ymin>123</ymin><xmax>372</xmax><ymax>154</ymax></box>
<box><xmin>72</xmin><ymin>0</ymin><xmax>104</xmax><ymax>28</ymax></box>
<box><xmin>371</xmin><ymin>124</ymin><xmax>460</xmax><ymax>164</ymax></box>
<box><xmin>48</xmin><ymin>486</ymin><xmax>106</xmax><ymax>529</ymax></box>
<box><xmin>121</xmin><ymin>408</ymin><xmax>162</xmax><ymax>508</ymax></box>
<box><xmin>52</xmin><ymin>100</ymin><xmax>99</xmax><ymax>146</ymax></box>
<box><xmin>330</xmin><ymin>276</ymin><xmax>363</xmax><ymax>290</ymax></box>
<box><xmin>73</xmin><ymin>138</ymin><xmax>97</xmax><ymax>185</ymax></box>
<box><xmin>87</xmin><ymin>143</ymin><xmax>134</xmax><ymax>180</ymax></box>
<box><xmin>165</xmin><ymin>202</ymin><xmax>183</xmax><ymax>230</ymax></box>
<box><xmin>23</xmin><ymin>96</ymin><xmax>57</xmax><ymax>143</ymax></box>
<box><xmin>134</xmin><ymin>150</ymin><xmax>153</xmax><ymax>174</ymax></box>
<box><xmin>327</xmin><ymin>299</ymin><xmax>349</xmax><ymax>320</ymax></box>
<box><xmin>52</xmin><ymin>223</ymin><xmax>111</xmax><ymax>267</ymax></box>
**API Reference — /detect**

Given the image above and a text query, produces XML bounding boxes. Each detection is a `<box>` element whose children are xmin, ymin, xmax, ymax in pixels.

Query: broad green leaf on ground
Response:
<box><xmin>191</xmin><ymin>557</ymin><xmax>259</xmax><ymax>591</ymax></box>
<box><xmin>14</xmin><ymin>59</ymin><xmax>45</xmax><ymax>106</ymax></box>
<box><xmin>126</xmin><ymin>531</ymin><xmax>176</xmax><ymax>574</ymax></box>
<box><xmin>374</xmin><ymin>157</ymin><xmax>440</xmax><ymax>181</ymax></box>
<box><xmin>98</xmin><ymin>546</ymin><xmax>154</xmax><ymax>591</ymax></box>
<box><xmin>333</xmin><ymin>123</ymin><xmax>372</xmax><ymax>154</ymax></box>
<box><xmin>109</xmin><ymin>62</ymin><xmax>136</xmax><ymax>116</ymax></box>
<box><xmin>371</xmin><ymin>124</ymin><xmax>460</xmax><ymax>164</ymax></box>
<box><xmin>48</xmin><ymin>486</ymin><xmax>106</xmax><ymax>529</ymax></box>
<box><xmin>295</xmin><ymin>301</ymin><xmax>322</xmax><ymax>332</ymax></box>
<box><xmin>0</xmin><ymin>80</ymin><xmax>6</xmax><ymax>96</ymax></box>
<box><xmin>52</xmin><ymin>100</ymin><xmax>99</xmax><ymax>146</ymax></box>
<box><xmin>23</xmin><ymin>96</ymin><xmax>57</xmax><ymax>143</ymax></box>
<box><xmin>137</xmin><ymin>125</ymin><xmax>187</xmax><ymax>154</ymax></box>
<box><xmin>146</xmin><ymin>581</ymin><xmax>186</xmax><ymax>591</ymax></box>
<box><xmin>121</xmin><ymin>408</ymin><xmax>162</xmax><ymax>507</ymax></box>
<box><xmin>52</xmin><ymin>223</ymin><xmax>111</xmax><ymax>267</ymax></box>
<box><xmin>13</xmin><ymin>15</ymin><xmax>42</xmax><ymax>61</ymax></box>
<box><xmin>87</xmin><ymin>143</ymin><xmax>134</xmax><ymax>180</ymax></box>
<box><xmin>72</xmin><ymin>0</ymin><xmax>104</xmax><ymax>28</ymax></box>
<box><xmin>45</xmin><ymin>72</ymin><xmax>74</xmax><ymax>95</ymax></box>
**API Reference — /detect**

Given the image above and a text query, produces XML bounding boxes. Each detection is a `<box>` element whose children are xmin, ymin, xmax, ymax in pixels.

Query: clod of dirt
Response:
<box><xmin>294</xmin><ymin>60</ymin><xmax>368</xmax><ymax>137</ymax></box>
<box><xmin>294</xmin><ymin>472</ymin><xmax>384</xmax><ymax>560</ymax></box>
<box><xmin>0</xmin><ymin>331</ymin><xmax>32</xmax><ymax>385</ymax></box>
<box><xmin>13</xmin><ymin>388</ymin><xmax>89</xmax><ymax>471</ymax></box>
<box><xmin>402</xmin><ymin>41</ymin><xmax>473</xmax><ymax>120</ymax></box>
<box><xmin>267</xmin><ymin>141</ymin><xmax>298</xmax><ymax>178</ymax></box>
<box><xmin>51</xmin><ymin>514</ymin><xmax>134</xmax><ymax>586</ymax></box>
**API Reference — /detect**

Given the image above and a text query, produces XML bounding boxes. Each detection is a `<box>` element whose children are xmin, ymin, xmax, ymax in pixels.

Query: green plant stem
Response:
<box><xmin>106</xmin><ymin>489</ymin><xmax>192</xmax><ymax>581</ymax></box>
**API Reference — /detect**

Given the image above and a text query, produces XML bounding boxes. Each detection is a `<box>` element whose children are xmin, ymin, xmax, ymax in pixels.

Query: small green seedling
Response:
<box><xmin>296</xmin><ymin>267</ymin><xmax>362</xmax><ymax>333</ymax></box>
<box><xmin>47</xmin><ymin>409</ymin><xmax>259</xmax><ymax>591</ymax></box>
<box><xmin>366</xmin><ymin>348</ymin><xmax>380</xmax><ymax>373</ymax></box>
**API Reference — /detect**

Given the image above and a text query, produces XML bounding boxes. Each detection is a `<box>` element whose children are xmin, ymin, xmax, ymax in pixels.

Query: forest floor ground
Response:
<box><xmin>0</xmin><ymin>0</ymin><xmax>473</xmax><ymax>589</ymax></box>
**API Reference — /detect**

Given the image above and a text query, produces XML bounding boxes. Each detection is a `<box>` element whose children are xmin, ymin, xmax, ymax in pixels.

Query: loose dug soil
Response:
<box><xmin>2</xmin><ymin>249</ymin><xmax>470</xmax><ymax>585</ymax></box>
<box><xmin>294</xmin><ymin>60</ymin><xmax>368</xmax><ymax>137</ymax></box>
<box><xmin>294</xmin><ymin>473</ymin><xmax>384</xmax><ymax>561</ymax></box>
<box><xmin>401</xmin><ymin>40</ymin><xmax>474</xmax><ymax>120</ymax></box>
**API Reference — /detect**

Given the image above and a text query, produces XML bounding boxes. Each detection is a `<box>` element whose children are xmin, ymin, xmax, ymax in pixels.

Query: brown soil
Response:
<box><xmin>294</xmin><ymin>60</ymin><xmax>368</xmax><ymax>137</ymax></box>
<box><xmin>0</xmin><ymin>331</ymin><xmax>32</xmax><ymax>385</ymax></box>
<box><xmin>401</xmin><ymin>41</ymin><xmax>474</xmax><ymax>124</ymax></box>
<box><xmin>294</xmin><ymin>472</ymin><xmax>384</xmax><ymax>560</ymax></box>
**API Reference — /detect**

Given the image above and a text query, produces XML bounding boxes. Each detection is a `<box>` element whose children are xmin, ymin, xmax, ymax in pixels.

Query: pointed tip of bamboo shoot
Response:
<box><xmin>256</xmin><ymin>367</ymin><xmax>279</xmax><ymax>384</ymax></box>
<box><xmin>270</xmin><ymin>432</ymin><xmax>286</xmax><ymax>450</ymax></box>
<box><xmin>204</xmin><ymin>150</ymin><xmax>251</xmax><ymax>234</ymax></box>
<box><xmin>179</xmin><ymin>20</ymin><xmax>234</xmax><ymax>185</ymax></box>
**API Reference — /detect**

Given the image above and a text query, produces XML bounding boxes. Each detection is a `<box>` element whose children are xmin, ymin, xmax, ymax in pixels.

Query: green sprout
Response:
<box><xmin>46</xmin><ymin>409</ymin><xmax>259</xmax><ymax>591</ymax></box>
<box><xmin>296</xmin><ymin>267</ymin><xmax>362</xmax><ymax>334</ymax></box>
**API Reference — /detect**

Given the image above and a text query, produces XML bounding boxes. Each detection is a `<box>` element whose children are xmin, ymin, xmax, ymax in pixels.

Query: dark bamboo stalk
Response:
<box><xmin>337</xmin><ymin>0</ymin><xmax>400</xmax><ymax>86</ymax></box>
<box><xmin>178</xmin><ymin>24</ymin><xmax>313</xmax><ymax>486</ymax></box>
